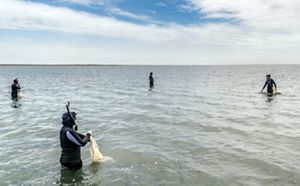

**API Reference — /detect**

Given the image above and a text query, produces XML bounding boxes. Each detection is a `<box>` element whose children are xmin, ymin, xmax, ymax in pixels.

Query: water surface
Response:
<box><xmin>0</xmin><ymin>65</ymin><xmax>300</xmax><ymax>186</ymax></box>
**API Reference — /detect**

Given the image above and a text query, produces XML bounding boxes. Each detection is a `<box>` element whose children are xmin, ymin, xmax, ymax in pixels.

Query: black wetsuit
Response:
<box><xmin>60</xmin><ymin>112</ymin><xmax>89</xmax><ymax>170</ymax></box>
<box><xmin>149</xmin><ymin>75</ymin><xmax>154</xmax><ymax>87</ymax></box>
<box><xmin>262</xmin><ymin>79</ymin><xmax>277</xmax><ymax>94</ymax></box>
<box><xmin>11</xmin><ymin>84</ymin><xmax>20</xmax><ymax>98</ymax></box>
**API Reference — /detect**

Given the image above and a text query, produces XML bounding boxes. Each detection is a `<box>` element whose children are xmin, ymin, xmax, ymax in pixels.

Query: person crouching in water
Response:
<box><xmin>60</xmin><ymin>112</ymin><xmax>92</xmax><ymax>170</ymax></box>
<box><xmin>261</xmin><ymin>74</ymin><xmax>277</xmax><ymax>95</ymax></box>
<box><xmin>11</xmin><ymin>78</ymin><xmax>20</xmax><ymax>100</ymax></box>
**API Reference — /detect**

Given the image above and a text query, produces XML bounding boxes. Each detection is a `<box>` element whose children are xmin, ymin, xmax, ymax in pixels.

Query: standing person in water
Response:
<box><xmin>60</xmin><ymin>108</ymin><xmax>92</xmax><ymax>170</ymax></box>
<box><xmin>149</xmin><ymin>72</ymin><xmax>154</xmax><ymax>88</ymax></box>
<box><xmin>261</xmin><ymin>74</ymin><xmax>277</xmax><ymax>95</ymax></box>
<box><xmin>11</xmin><ymin>78</ymin><xmax>20</xmax><ymax>100</ymax></box>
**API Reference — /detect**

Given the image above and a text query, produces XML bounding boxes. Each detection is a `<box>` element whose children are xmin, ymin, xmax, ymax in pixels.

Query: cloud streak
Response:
<box><xmin>58</xmin><ymin>0</ymin><xmax>104</xmax><ymax>5</ymax></box>
<box><xmin>188</xmin><ymin>0</ymin><xmax>300</xmax><ymax>31</ymax></box>
<box><xmin>59</xmin><ymin>0</ymin><xmax>159</xmax><ymax>24</ymax></box>
<box><xmin>0</xmin><ymin>0</ymin><xmax>161</xmax><ymax>41</ymax></box>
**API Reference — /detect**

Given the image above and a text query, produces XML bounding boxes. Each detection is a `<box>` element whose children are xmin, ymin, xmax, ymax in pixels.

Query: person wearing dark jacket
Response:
<box><xmin>261</xmin><ymin>74</ymin><xmax>277</xmax><ymax>94</ymax></box>
<box><xmin>11</xmin><ymin>78</ymin><xmax>20</xmax><ymax>99</ymax></box>
<box><xmin>149</xmin><ymin>72</ymin><xmax>154</xmax><ymax>88</ymax></box>
<box><xmin>60</xmin><ymin>112</ymin><xmax>92</xmax><ymax>170</ymax></box>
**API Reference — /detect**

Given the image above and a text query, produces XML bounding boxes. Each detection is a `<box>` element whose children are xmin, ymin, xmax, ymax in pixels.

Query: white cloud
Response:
<box><xmin>178</xmin><ymin>2</ymin><xmax>198</xmax><ymax>12</ymax></box>
<box><xmin>0</xmin><ymin>0</ymin><xmax>170</xmax><ymax>42</ymax></box>
<box><xmin>188</xmin><ymin>0</ymin><xmax>300</xmax><ymax>32</ymax></box>
<box><xmin>1</xmin><ymin>0</ymin><xmax>299</xmax><ymax>47</ymax></box>
<box><xmin>60</xmin><ymin>0</ymin><xmax>157</xmax><ymax>23</ymax></box>
<box><xmin>108</xmin><ymin>7</ymin><xmax>162</xmax><ymax>24</ymax></box>
<box><xmin>155</xmin><ymin>2</ymin><xmax>168</xmax><ymax>8</ymax></box>
<box><xmin>0</xmin><ymin>0</ymin><xmax>300</xmax><ymax>64</ymax></box>
<box><xmin>58</xmin><ymin>0</ymin><xmax>104</xmax><ymax>5</ymax></box>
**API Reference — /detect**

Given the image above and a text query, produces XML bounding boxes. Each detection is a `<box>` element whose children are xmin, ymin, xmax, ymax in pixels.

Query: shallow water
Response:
<box><xmin>0</xmin><ymin>65</ymin><xmax>300</xmax><ymax>186</ymax></box>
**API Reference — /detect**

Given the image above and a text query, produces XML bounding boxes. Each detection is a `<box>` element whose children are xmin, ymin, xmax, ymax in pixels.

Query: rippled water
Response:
<box><xmin>0</xmin><ymin>65</ymin><xmax>300</xmax><ymax>186</ymax></box>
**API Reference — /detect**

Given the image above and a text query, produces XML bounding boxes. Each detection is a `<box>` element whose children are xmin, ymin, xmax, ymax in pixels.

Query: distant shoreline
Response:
<box><xmin>0</xmin><ymin>64</ymin><xmax>120</xmax><ymax>66</ymax></box>
<box><xmin>0</xmin><ymin>64</ymin><xmax>299</xmax><ymax>66</ymax></box>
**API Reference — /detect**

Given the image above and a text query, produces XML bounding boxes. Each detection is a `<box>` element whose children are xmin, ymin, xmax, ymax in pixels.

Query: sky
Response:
<box><xmin>0</xmin><ymin>0</ymin><xmax>300</xmax><ymax>65</ymax></box>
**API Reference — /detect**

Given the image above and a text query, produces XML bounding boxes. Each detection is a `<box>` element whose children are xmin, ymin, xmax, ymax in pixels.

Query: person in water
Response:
<box><xmin>261</xmin><ymin>74</ymin><xmax>277</xmax><ymax>94</ymax></box>
<box><xmin>60</xmin><ymin>111</ymin><xmax>92</xmax><ymax>170</ymax></box>
<box><xmin>149</xmin><ymin>72</ymin><xmax>154</xmax><ymax>88</ymax></box>
<box><xmin>11</xmin><ymin>78</ymin><xmax>20</xmax><ymax>99</ymax></box>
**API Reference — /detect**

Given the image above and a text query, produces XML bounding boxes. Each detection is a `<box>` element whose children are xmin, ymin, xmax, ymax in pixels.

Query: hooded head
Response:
<box><xmin>62</xmin><ymin>112</ymin><xmax>77</xmax><ymax>128</ymax></box>
<box><xmin>13</xmin><ymin>78</ymin><xmax>19</xmax><ymax>84</ymax></box>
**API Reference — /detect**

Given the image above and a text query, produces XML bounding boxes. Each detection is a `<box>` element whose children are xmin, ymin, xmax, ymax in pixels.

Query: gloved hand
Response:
<box><xmin>87</xmin><ymin>130</ymin><xmax>92</xmax><ymax>142</ymax></box>
<box><xmin>87</xmin><ymin>130</ymin><xmax>93</xmax><ymax>136</ymax></box>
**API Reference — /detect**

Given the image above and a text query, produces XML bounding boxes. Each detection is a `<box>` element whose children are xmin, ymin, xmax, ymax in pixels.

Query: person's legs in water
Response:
<box><xmin>267</xmin><ymin>87</ymin><xmax>273</xmax><ymax>95</ymax></box>
<box><xmin>11</xmin><ymin>93</ymin><xmax>18</xmax><ymax>100</ymax></box>
<box><xmin>60</xmin><ymin>166</ymin><xmax>84</xmax><ymax>185</ymax></box>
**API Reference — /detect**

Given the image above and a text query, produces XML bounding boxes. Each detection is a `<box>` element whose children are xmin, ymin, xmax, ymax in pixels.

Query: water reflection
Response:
<box><xmin>90</xmin><ymin>162</ymin><xmax>101</xmax><ymax>174</ymax></box>
<box><xmin>11</xmin><ymin>98</ymin><xmax>21</xmax><ymax>108</ymax></box>
<box><xmin>60</xmin><ymin>167</ymin><xmax>84</xmax><ymax>186</ymax></box>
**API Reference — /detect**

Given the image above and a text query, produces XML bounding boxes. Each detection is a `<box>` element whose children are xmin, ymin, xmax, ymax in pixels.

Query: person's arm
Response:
<box><xmin>77</xmin><ymin>132</ymin><xmax>85</xmax><ymax>139</ymax></box>
<box><xmin>273</xmin><ymin>80</ymin><xmax>277</xmax><ymax>91</ymax></box>
<box><xmin>261</xmin><ymin>81</ymin><xmax>267</xmax><ymax>92</ymax></box>
<box><xmin>77</xmin><ymin>130</ymin><xmax>92</xmax><ymax>138</ymax></box>
<box><xmin>17</xmin><ymin>84</ymin><xmax>20</xmax><ymax>93</ymax></box>
<box><xmin>66</xmin><ymin>130</ymin><xmax>90</xmax><ymax>146</ymax></box>
<box><xmin>12</xmin><ymin>84</ymin><xmax>20</xmax><ymax>91</ymax></box>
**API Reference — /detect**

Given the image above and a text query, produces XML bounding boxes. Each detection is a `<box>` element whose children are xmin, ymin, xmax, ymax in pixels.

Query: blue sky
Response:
<box><xmin>28</xmin><ymin>0</ymin><xmax>231</xmax><ymax>25</ymax></box>
<box><xmin>0</xmin><ymin>0</ymin><xmax>300</xmax><ymax>64</ymax></box>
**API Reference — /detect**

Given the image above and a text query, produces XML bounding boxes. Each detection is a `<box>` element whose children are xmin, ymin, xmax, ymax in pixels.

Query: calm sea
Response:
<box><xmin>0</xmin><ymin>65</ymin><xmax>300</xmax><ymax>186</ymax></box>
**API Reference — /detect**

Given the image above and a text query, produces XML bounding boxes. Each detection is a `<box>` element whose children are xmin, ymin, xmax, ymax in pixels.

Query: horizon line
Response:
<box><xmin>0</xmin><ymin>63</ymin><xmax>300</xmax><ymax>66</ymax></box>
